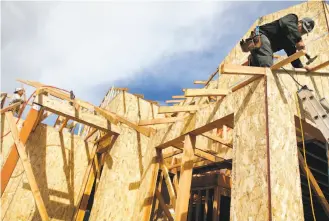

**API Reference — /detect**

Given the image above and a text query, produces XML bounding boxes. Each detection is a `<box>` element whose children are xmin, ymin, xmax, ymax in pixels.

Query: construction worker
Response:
<box><xmin>9</xmin><ymin>88</ymin><xmax>25</xmax><ymax>116</ymax></box>
<box><xmin>247</xmin><ymin>14</ymin><xmax>315</xmax><ymax>70</ymax></box>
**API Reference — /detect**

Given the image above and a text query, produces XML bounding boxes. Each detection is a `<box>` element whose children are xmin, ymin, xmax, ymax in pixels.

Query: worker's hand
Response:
<box><xmin>304</xmin><ymin>65</ymin><xmax>311</xmax><ymax>72</ymax></box>
<box><xmin>296</xmin><ymin>41</ymin><xmax>305</xmax><ymax>50</ymax></box>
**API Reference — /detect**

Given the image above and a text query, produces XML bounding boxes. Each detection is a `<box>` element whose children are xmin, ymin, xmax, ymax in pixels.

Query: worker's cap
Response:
<box><xmin>301</xmin><ymin>17</ymin><xmax>315</xmax><ymax>33</ymax></box>
<box><xmin>14</xmin><ymin>87</ymin><xmax>24</xmax><ymax>93</ymax></box>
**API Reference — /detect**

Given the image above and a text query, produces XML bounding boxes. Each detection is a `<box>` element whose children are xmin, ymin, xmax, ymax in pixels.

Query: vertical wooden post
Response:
<box><xmin>204</xmin><ymin>189</ymin><xmax>209</xmax><ymax>221</ymax></box>
<box><xmin>175</xmin><ymin>134</ymin><xmax>195</xmax><ymax>221</ymax></box>
<box><xmin>153</xmin><ymin>172</ymin><xmax>164</xmax><ymax>221</ymax></box>
<box><xmin>188</xmin><ymin>191</ymin><xmax>193</xmax><ymax>221</ymax></box>
<box><xmin>1</xmin><ymin>106</ymin><xmax>40</xmax><ymax>195</ymax></box>
<box><xmin>213</xmin><ymin>186</ymin><xmax>221</xmax><ymax>221</ymax></box>
<box><xmin>195</xmin><ymin>190</ymin><xmax>202</xmax><ymax>221</ymax></box>
<box><xmin>122</xmin><ymin>91</ymin><xmax>126</xmax><ymax>114</ymax></box>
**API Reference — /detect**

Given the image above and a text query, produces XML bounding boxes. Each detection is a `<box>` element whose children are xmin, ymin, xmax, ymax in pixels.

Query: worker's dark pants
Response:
<box><xmin>250</xmin><ymin>34</ymin><xmax>273</xmax><ymax>67</ymax></box>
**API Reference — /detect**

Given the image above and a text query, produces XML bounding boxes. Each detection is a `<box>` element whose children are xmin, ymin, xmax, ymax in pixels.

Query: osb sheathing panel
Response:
<box><xmin>89</xmin><ymin>92</ymin><xmax>162</xmax><ymax>221</ymax></box>
<box><xmin>1</xmin><ymin>120</ymin><xmax>95</xmax><ymax>221</ymax></box>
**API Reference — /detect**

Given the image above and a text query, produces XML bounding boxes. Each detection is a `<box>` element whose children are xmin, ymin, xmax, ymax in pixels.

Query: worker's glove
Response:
<box><xmin>295</xmin><ymin>41</ymin><xmax>305</xmax><ymax>50</ymax></box>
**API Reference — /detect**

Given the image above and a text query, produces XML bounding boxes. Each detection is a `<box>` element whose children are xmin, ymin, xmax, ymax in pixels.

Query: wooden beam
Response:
<box><xmin>271</xmin><ymin>50</ymin><xmax>306</xmax><ymax>70</ymax></box>
<box><xmin>194</xmin><ymin>80</ymin><xmax>207</xmax><ymax>84</ymax></box>
<box><xmin>59</xmin><ymin>118</ymin><xmax>69</xmax><ymax>133</ymax></box>
<box><xmin>134</xmin><ymin>93</ymin><xmax>144</xmax><ymax>98</ymax></box>
<box><xmin>158</xmin><ymin>105</ymin><xmax>200</xmax><ymax>114</ymax></box>
<box><xmin>201</xmin><ymin>132</ymin><xmax>233</xmax><ymax>148</ymax></box>
<box><xmin>158</xmin><ymin>151</ymin><xmax>176</xmax><ymax>208</ymax></box>
<box><xmin>175</xmin><ymin>134</ymin><xmax>196</xmax><ymax>221</ymax></box>
<box><xmin>84</xmin><ymin>128</ymin><xmax>97</xmax><ymax>141</ymax></box>
<box><xmin>73</xmin><ymin>144</ymin><xmax>99</xmax><ymax>221</ymax></box>
<box><xmin>155</xmin><ymin>189</ymin><xmax>174</xmax><ymax>221</ymax></box>
<box><xmin>139</xmin><ymin>117</ymin><xmax>185</xmax><ymax>126</ymax></box>
<box><xmin>184</xmin><ymin>89</ymin><xmax>229</xmax><ymax>97</ymax></box>
<box><xmin>204</xmin><ymin>189</ymin><xmax>209</xmax><ymax>221</ymax></box>
<box><xmin>212</xmin><ymin>186</ymin><xmax>221</xmax><ymax>221</ymax></box>
<box><xmin>0</xmin><ymin>102</ymin><xmax>21</xmax><ymax>114</ymax></box>
<box><xmin>166</xmin><ymin>100</ymin><xmax>184</xmax><ymax>104</ymax></box>
<box><xmin>221</xmin><ymin>63</ymin><xmax>267</xmax><ymax>76</ymax></box>
<box><xmin>298</xmin><ymin>150</ymin><xmax>329</xmax><ymax>217</ymax></box>
<box><xmin>97</xmin><ymin>134</ymin><xmax>118</xmax><ymax>154</ymax></box>
<box><xmin>205</xmin><ymin>68</ymin><xmax>219</xmax><ymax>86</ymax></box>
<box><xmin>115</xmin><ymin>114</ymin><xmax>154</xmax><ymax>137</ymax></box>
<box><xmin>1</xmin><ymin>107</ymin><xmax>40</xmax><ymax>196</ymax></box>
<box><xmin>195</xmin><ymin>190</ymin><xmax>202</xmax><ymax>221</ymax></box>
<box><xmin>172</xmin><ymin>95</ymin><xmax>186</xmax><ymax>99</ymax></box>
<box><xmin>5</xmin><ymin>112</ymin><xmax>49</xmax><ymax>221</ymax></box>
<box><xmin>230</xmin><ymin>74</ymin><xmax>264</xmax><ymax>92</ymax></box>
<box><xmin>310</xmin><ymin>60</ymin><xmax>329</xmax><ymax>72</ymax></box>
<box><xmin>1</xmin><ymin>93</ymin><xmax>7</xmax><ymax>108</ymax></box>
<box><xmin>33</xmin><ymin>94</ymin><xmax>120</xmax><ymax>134</ymax></box>
<box><xmin>163</xmin><ymin>149</ymin><xmax>183</xmax><ymax>159</ymax></box>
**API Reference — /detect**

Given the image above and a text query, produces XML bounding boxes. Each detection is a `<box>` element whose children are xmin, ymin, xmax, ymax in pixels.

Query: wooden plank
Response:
<box><xmin>85</xmin><ymin>128</ymin><xmax>97</xmax><ymax>141</ymax></box>
<box><xmin>5</xmin><ymin>112</ymin><xmax>49</xmax><ymax>221</ymax></box>
<box><xmin>204</xmin><ymin>189</ymin><xmax>209</xmax><ymax>221</ymax></box>
<box><xmin>155</xmin><ymin>189</ymin><xmax>174</xmax><ymax>221</ymax></box>
<box><xmin>172</xmin><ymin>95</ymin><xmax>186</xmax><ymax>99</ymax></box>
<box><xmin>175</xmin><ymin>134</ymin><xmax>196</xmax><ymax>221</ymax></box>
<box><xmin>230</xmin><ymin>75</ymin><xmax>264</xmax><ymax>92</ymax></box>
<box><xmin>205</xmin><ymin>68</ymin><xmax>219</xmax><ymax>86</ymax></box>
<box><xmin>153</xmin><ymin>173</ymin><xmax>164</xmax><ymax>221</ymax></box>
<box><xmin>212</xmin><ymin>186</ymin><xmax>221</xmax><ymax>221</ymax></box>
<box><xmin>298</xmin><ymin>150</ymin><xmax>329</xmax><ymax>217</ymax></box>
<box><xmin>1</xmin><ymin>107</ymin><xmax>39</xmax><ymax>196</ymax></box>
<box><xmin>97</xmin><ymin>134</ymin><xmax>118</xmax><ymax>154</ymax></box>
<box><xmin>134</xmin><ymin>93</ymin><xmax>144</xmax><ymax>98</ymax></box>
<box><xmin>115</xmin><ymin>114</ymin><xmax>154</xmax><ymax>137</ymax></box>
<box><xmin>163</xmin><ymin>150</ymin><xmax>182</xmax><ymax>159</ymax></box>
<box><xmin>195</xmin><ymin>190</ymin><xmax>202</xmax><ymax>221</ymax></box>
<box><xmin>221</xmin><ymin>63</ymin><xmax>267</xmax><ymax>75</ymax></box>
<box><xmin>1</xmin><ymin>93</ymin><xmax>7</xmax><ymax>108</ymax></box>
<box><xmin>309</xmin><ymin>60</ymin><xmax>329</xmax><ymax>72</ymax></box>
<box><xmin>158</xmin><ymin>151</ymin><xmax>176</xmax><ymax>208</ymax></box>
<box><xmin>194</xmin><ymin>80</ymin><xmax>207</xmax><ymax>84</ymax></box>
<box><xmin>271</xmin><ymin>50</ymin><xmax>306</xmax><ymax>70</ymax></box>
<box><xmin>0</xmin><ymin>102</ymin><xmax>21</xmax><ymax>114</ymax></box>
<box><xmin>184</xmin><ymin>89</ymin><xmax>229</xmax><ymax>97</ymax></box>
<box><xmin>59</xmin><ymin>118</ymin><xmax>69</xmax><ymax>132</ymax></box>
<box><xmin>73</xmin><ymin>143</ymin><xmax>100</xmax><ymax>221</ymax></box>
<box><xmin>201</xmin><ymin>132</ymin><xmax>233</xmax><ymax>148</ymax></box>
<box><xmin>34</xmin><ymin>94</ymin><xmax>120</xmax><ymax>134</ymax></box>
<box><xmin>158</xmin><ymin>105</ymin><xmax>200</xmax><ymax>114</ymax></box>
<box><xmin>139</xmin><ymin>117</ymin><xmax>185</xmax><ymax>126</ymax></box>
<box><xmin>166</xmin><ymin>100</ymin><xmax>184</xmax><ymax>104</ymax></box>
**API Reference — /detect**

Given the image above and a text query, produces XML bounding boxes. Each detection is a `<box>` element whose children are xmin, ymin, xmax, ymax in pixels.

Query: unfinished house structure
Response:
<box><xmin>1</xmin><ymin>1</ymin><xmax>329</xmax><ymax>221</ymax></box>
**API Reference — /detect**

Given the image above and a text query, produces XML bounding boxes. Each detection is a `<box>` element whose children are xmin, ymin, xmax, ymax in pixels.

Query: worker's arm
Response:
<box><xmin>279</xmin><ymin>14</ymin><xmax>302</xmax><ymax>46</ymax></box>
<box><xmin>284</xmin><ymin>45</ymin><xmax>303</xmax><ymax>68</ymax></box>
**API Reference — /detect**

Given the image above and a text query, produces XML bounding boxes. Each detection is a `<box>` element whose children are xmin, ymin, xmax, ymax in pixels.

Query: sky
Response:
<box><xmin>1</xmin><ymin>1</ymin><xmax>305</xmax><ymax>106</ymax></box>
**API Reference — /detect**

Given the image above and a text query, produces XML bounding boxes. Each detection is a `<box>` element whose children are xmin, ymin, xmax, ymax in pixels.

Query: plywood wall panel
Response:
<box><xmin>1</xmin><ymin>120</ymin><xmax>96</xmax><ymax>221</ymax></box>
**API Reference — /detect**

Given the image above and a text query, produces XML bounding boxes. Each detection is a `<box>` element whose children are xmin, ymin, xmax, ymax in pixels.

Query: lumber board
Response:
<box><xmin>155</xmin><ymin>189</ymin><xmax>174</xmax><ymax>221</ymax></box>
<box><xmin>184</xmin><ymin>89</ymin><xmax>229</xmax><ymax>97</ymax></box>
<box><xmin>115</xmin><ymin>114</ymin><xmax>155</xmax><ymax>137</ymax></box>
<box><xmin>201</xmin><ymin>132</ymin><xmax>233</xmax><ymax>148</ymax></box>
<box><xmin>205</xmin><ymin>68</ymin><xmax>219</xmax><ymax>86</ymax></box>
<box><xmin>194</xmin><ymin>80</ymin><xmax>207</xmax><ymax>84</ymax></box>
<box><xmin>158</xmin><ymin>105</ymin><xmax>200</xmax><ymax>114</ymax></box>
<box><xmin>298</xmin><ymin>150</ymin><xmax>329</xmax><ymax>217</ymax></box>
<box><xmin>1</xmin><ymin>107</ymin><xmax>39</xmax><ymax>196</ymax></box>
<box><xmin>309</xmin><ymin>60</ymin><xmax>329</xmax><ymax>72</ymax></box>
<box><xmin>212</xmin><ymin>187</ymin><xmax>221</xmax><ymax>221</ymax></box>
<box><xmin>166</xmin><ymin>100</ymin><xmax>184</xmax><ymax>103</ymax></box>
<box><xmin>158</xmin><ymin>151</ymin><xmax>176</xmax><ymax>208</ymax></box>
<box><xmin>175</xmin><ymin>135</ymin><xmax>196</xmax><ymax>221</ymax></box>
<box><xmin>5</xmin><ymin>111</ymin><xmax>50</xmax><ymax>221</ymax></box>
<box><xmin>34</xmin><ymin>94</ymin><xmax>120</xmax><ymax>134</ymax></box>
<box><xmin>270</xmin><ymin>50</ymin><xmax>306</xmax><ymax>70</ymax></box>
<box><xmin>139</xmin><ymin>117</ymin><xmax>185</xmax><ymax>126</ymax></box>
<box><xmin>230</xmin><ymin>74</ymin><xmax>264</xmax><ymax>92</ymax></box>
<box><xmin>172</xmin><ymin>95</ymin><xmax>186</xmax><ymax>99</ymax></box>
<box><xmin>221</xmin><ymin>63</ymin><xmax>267</xmax><ymax>75</ymax></box>
<box><xmin>0</xmin><ymin>102</ymin><xmax>21</xmax><ymax>114</ymax></box>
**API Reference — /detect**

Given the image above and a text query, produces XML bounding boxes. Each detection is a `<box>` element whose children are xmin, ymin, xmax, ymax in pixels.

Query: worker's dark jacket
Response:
<box><xmin>259</xmin><ymin>13</ymin><xmax>303</xmax><ymax>68</ymax></box>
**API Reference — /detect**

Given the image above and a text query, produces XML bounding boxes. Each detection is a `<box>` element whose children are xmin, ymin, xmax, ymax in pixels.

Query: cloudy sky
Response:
<box><xmin>1</xmin><ymin>1</ymin><xmax>303</xmax><ymax>106</ymax></box>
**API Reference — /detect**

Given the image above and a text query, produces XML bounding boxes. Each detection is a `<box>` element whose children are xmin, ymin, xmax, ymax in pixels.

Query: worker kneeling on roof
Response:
<box><xmin>240</xmin><ymin>14</ymin><xmax>315</xmax><ymax>71</ymax></box>
<box><xmin>9</xmin><ymin>87</ymin><xmax>25</xmax><ymax>116</ymax></box>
